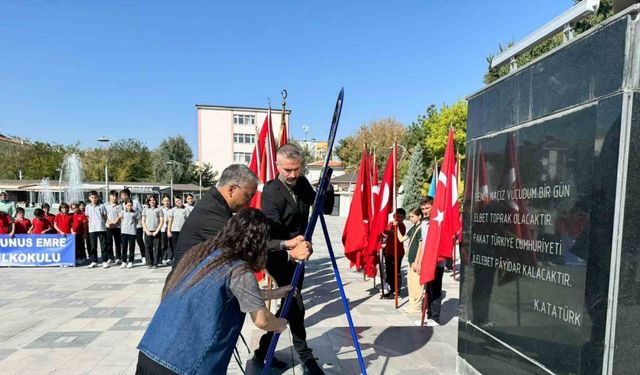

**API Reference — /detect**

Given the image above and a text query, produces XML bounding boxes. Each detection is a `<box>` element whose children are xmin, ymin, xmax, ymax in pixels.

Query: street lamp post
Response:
<box><xmin>166</xmin><ymin>160</ymin><xmax>180</xmax><ymax>200</ymax></box>
<box><xmin>97</xmin><ymin>136</ymin><xmax>112</xmax><ymax>201</ymax></box>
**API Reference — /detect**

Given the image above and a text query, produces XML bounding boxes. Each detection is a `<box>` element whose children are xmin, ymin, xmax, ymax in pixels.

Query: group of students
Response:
<box><xmin>0</xmin><ymin>189</ymin><xmax>196</xmax><ymax>270</ymax></box>
<box><xmin>379</xmin><ymin>197</ymin><xmax>445</xmax><ymax>326</ymax></box>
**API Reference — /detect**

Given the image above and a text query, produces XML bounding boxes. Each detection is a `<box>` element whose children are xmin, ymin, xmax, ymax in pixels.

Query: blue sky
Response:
<box><xmin>0</xmin><ymin>1</ymin><xmax>572</xmax><ymax>153</ymax></box>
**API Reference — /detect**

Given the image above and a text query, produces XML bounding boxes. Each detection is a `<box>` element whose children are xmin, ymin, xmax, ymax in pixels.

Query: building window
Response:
<box><xmin>233</xmin><ymin>133</ymin><xmax>256</xmax><ymax>144</ymax></box>
<box><xmin>233</xmin><ymin>114</ymin><xmax>255</xmax><ymax>125</ymax></box>
<box><xmin>234</xmin><ymin>152</ymin><xmax>252</xmax><ymax>164</ymax></box>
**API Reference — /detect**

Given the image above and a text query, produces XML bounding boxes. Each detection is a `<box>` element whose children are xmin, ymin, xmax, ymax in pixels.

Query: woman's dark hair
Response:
<box><xmin>146</xmin><ymin>194</ymin><xmax>157</xmax><ymax>206</ymax></box>
<box><xmin>34</xmin><ymin>208</ymin><xmax>44</xmax><ymax>218</ymax></box>
<box><xmin>59</xmin><ymin>202</ymin><xmax>69</xmax><ymax>212</ymax></box>
<box><xmin>162</xmin><ymin>208</ymin><xmax>270</xmax><ymax>298</ymax></box>
<box><xmin>41</xmin><ymin>203</ymin><xmax>50</xmax><ymax>210</ymax></box>
<box><xmin>411</xmin><ymin>207</ymin><xmax>422</xmax><ymax>218</ymax></box>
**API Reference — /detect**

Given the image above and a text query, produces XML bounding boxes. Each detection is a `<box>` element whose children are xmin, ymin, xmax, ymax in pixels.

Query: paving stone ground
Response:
<box><xmin>0</xmin><ymin>216</ymin><xmax>459</xmax><ymax>375</ymax></box>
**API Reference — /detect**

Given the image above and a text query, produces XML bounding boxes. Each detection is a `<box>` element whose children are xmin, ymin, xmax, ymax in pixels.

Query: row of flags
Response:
<box><xmin>341</xmin><ymin>145</ymin><xmax>387</xmax><ymax>278</ymax></box>
<box><xmin>248</xmin><ymin>108</ymin><xmax>287</xmax><ymax>281</ymax></box>
<box><xmin>342</xmin><ymin>128</ymin><xmax>462</xmax><ymax>285</ymax></box>
<box><xmin>248</xmin><ymin>108</ymin><xmax>288</xmax><ymax>209</ymax></box>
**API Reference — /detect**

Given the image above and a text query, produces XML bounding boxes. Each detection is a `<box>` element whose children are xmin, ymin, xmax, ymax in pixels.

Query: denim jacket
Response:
<box><xmin>138</xmin><ymin>250</ymin><xmax>246</xmax><ymax>374</ymax></box>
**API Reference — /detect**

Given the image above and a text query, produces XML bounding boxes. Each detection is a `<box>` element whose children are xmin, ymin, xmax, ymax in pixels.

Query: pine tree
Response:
<box><xmin>402</xmin><ymin>144</ymin><xmax>427</xmax><ymax>211</ymax></box>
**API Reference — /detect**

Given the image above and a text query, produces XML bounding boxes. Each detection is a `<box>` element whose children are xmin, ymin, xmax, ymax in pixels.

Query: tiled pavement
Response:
<box><xmin>0</xmin><ymin>216</ymin><xmax>459</xmax><ymax>374</ymax></box>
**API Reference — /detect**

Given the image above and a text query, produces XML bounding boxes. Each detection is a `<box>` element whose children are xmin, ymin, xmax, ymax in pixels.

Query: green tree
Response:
<box><xmin>484</xmin><ymin>0</ymin><xmax>614</xmax><ymax>84</ymax></box>
<box><xmin>191</xmin><ymin>162</ymin><xmax>218</xmax><ymax>187</ymax></box>
<box><xmin>152</xmin><ymin>135</ymin><xmax>194</xmax><ymax>183</ymax></box>
<box><xmin>335</xmin><ymin>118</ymin><xmax>406</xmax><ymax>173</ymax></box>
<box><xmin>109</xmin><ymin>138</ymin><xmax>152</xmax><ymax>182</ymax></box>
<box><xmin>424</xmin><ymin>101</ymin><xmax>467</xmax><ymax>160</ymax></box>
<box><xmin>21</xmin><ymin>141</ymin><xmax>67</xmax><ymax>180</ymax></box>
<box><xmin>0</xmin><ymin>140</ymin><xmax>28</xmax><ymax>179</ymax></box>
<box><xmin>81</xmin><ymin>148</ymin><xmax>108</xmax><ymax>182</ymax></box>
<box><xmin>402</xmin><ymin>144</ymin><xmax>427</xmax><ymax>211</ymax></box>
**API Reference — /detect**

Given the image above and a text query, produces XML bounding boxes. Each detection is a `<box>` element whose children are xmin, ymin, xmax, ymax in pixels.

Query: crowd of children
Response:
<box><xmin>0</xmin><ymin>189</ymin><xmax>195</xmax><ymax>269</ymax></box>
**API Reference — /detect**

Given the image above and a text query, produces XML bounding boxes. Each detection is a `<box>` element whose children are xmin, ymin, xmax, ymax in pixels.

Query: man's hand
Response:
<box><xmin>284</xmin><ymin>235</ymin><xmax>304</xmax><ymax>249</ymax></box>
<box><xmin>266</xmin><ymin>285</ymin><xmax>294</xmax><ymax>300</ymax></box>
<box><xmin>288</xmin><ymin>241</ymin><xmax>312</xmax><ymax>261</ymax></box>
<box><xmin>274</xmin><ymin>318</ymin><xmax>288</xmax><ymax>333</ymax></box>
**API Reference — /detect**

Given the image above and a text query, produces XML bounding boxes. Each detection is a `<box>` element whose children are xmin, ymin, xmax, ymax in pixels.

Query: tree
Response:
<box><xmin>0</xmin><ymin>140</ymin><xmax>28</xmax><ymax>179</ymax></box>
<box><xmin>81</xmin><ymin>148</ymin><xmax>108</xmax><ymax>182</ymax></box>
<box><xmin>483</xmin><ymin>0</ymin><xmax>614</xmax><ymax>84</ymax></box>
<box><xmin>191</xmin><ymin>162</ymin><xmax>218</xmax><ymax>187</ymax></box>
<box><xmin>152</xmin><ymin>135</ymin><xmax>194</xmax><ymax>183</ymax></box>
<box><xmin>402</xmin><ymin>144</ymin><xmax>427</xmax><ymax>211</ymax></box>
<box><xmin>335</xmin><ymin>118</ymin><xmax>406</xmax><ymax>172</ymax></box>
<box><xmin>109</xmin><ymin>138</ymin><xmax>152</xmax><ymax>182</ymax></box>
<box><xmin>0</xmin><ymin>140</ymin><xmax>59</xmax><ymax>182</ymax></box>
<box><xmin>424</xmin><ymin>101</ymin><xmax>467</xmax><ymax>160</ymax></box>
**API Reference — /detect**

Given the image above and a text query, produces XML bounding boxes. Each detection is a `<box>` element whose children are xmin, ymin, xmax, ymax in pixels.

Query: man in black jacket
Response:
<box><xmin>172</xmin><ymin>164</ymin><xmax>311</xmax><ymax>267</ymax></box>
<box><xmin>253</xmin><ymin>144</ymin><xmax>334</xmax><ymax>375</ymax></box>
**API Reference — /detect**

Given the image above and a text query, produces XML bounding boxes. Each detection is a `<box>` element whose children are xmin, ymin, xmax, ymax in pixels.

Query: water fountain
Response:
<box><xmin>37</xmin><ymin>178</ymin><xmax>55</xmax><ymax>206</ymax></box>
<box><xmin>62</xmin><ymin>153</ymin><xmax>84</xmax><ymax>203</ymax></box>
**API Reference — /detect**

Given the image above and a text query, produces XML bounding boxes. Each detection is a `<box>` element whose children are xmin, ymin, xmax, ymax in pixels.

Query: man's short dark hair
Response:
<box><xmin>420</xmin><ymin>197</ymin><xmax>434</xmax><ymax>206</ymax></box>
<box><xmin>109</xmin><ymin>190</ymin><xmax>118</xmax><ymax>197</ymax></box>
<box><xmin>277</xmin><ymin>143</ymin><xmax>302</xmax><ymax>161</ymax></box>
<box><xmin>120</xmin><ymin>188</ymin><xmax>131</xmax><ymax>197</ymax></box>
<box><xmin>89</xmin><ymin>190</ymin><xmax>99</xmax><ymax>197</ymax></box>
<box><xmin>396</xmin><ymin>208</ymin><xmax>406</xmax><ymax>216</ymax></box>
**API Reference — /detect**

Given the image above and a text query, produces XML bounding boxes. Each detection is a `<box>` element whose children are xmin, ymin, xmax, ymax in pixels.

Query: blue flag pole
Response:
<box><xmin>319</xmin><ymin>213</ymin><xmax>367</xmax><ymax>374</ymax></box>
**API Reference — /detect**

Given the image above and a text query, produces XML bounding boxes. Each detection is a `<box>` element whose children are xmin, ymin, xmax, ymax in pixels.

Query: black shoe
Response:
<box><xmin>251</xmin><ymin>353</ymin><xmax>288</xmax><ymax>369</ymax></box>
<box><xmin>382</xmin><ymin>292</ymin><xmax>395</xmax><ymax>299</ymax></box>
<box><xmin>302</xmin><ymin>358</ymin><xmax>325</xmax><ymax>375</ymax></box>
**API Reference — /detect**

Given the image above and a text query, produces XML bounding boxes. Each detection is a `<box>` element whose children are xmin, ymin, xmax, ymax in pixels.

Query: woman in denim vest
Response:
<box><xmin>137</xmin><ymin>208</ymin><xmax>291</xmax><ymax>375</ymax></box>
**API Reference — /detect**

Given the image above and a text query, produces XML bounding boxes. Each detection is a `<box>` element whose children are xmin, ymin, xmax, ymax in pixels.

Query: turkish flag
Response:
<box><xmin>364</xmin><ymin>146</ymin><xmax>396</xmax><ymax>277</ymax></box>
<box><xmin>420</xmin><ymin>128</ymin><xmax>461</xmax><ymax>284</ymax></box>
<box><xmin>278</xmin><ymin>113</ymin><xmax>288</xmax><ymax>148</ymax></box>
<box><xmin>248</xmin><ymin>108</ymin><xmax>278</xmax><ymax>210</ymax></box>
<box><xmin>342</xmin><ymin>148</ymin><xmax>371</xmax><ymax>270</ymax></box>
<box><xmin>248</xmin><ymin>109</ymin><xmax>277</xmax><ymax>282</ymax></box>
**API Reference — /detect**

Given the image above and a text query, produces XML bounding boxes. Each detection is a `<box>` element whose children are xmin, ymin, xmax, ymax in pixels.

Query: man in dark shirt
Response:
<box><xmin>173</xmin><ymin>164</ymin><xmax>311</xmax><ymax>266</ymax></box>
<box><xmin>253</xmin><ymin>144</ymin><xmax>334</xmax><ymax>375</ymax></box>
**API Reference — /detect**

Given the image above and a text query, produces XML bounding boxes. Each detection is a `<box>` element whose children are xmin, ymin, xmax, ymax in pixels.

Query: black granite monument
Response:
<box><xmin>458</xmin><ymin>5</ymin><xmax>640</xmax><ymax>375</ymax></box>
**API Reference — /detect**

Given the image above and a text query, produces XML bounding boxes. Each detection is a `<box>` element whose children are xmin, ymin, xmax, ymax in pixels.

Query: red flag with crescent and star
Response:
<box><xmin>364</xmin><ymin>145</ymin><xmax>396</xmax><ymax>277</ymax></box>
<box><xmin>420</xmin><ymin>128</ymin><xmax>461</xmax><ymax>284</ymax></box>
<box><xmin>342</xmin><ymin>147</ymin><xmax>372</xmax><ymax>270</ymax></box>
<box><xmin>248</xmin><ymin>108</ymin><xmax>278</xmax><ymax>210</ymax></box>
